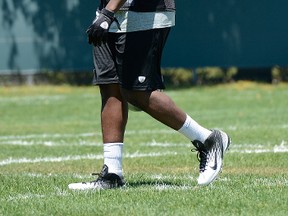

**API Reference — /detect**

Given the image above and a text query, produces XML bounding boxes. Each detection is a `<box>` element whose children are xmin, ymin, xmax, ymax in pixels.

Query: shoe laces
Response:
<box><xmin>91</xmin><ymin>171</ymin><xmax>124</xmax><ymax>187</ymax></box>
<box><xmin>192</xmin><ymin>148</ymin><xmax>208</xmax><ymax>172</ymax></box>
<box><xmin>87</xmin><ymin>172</ymin><xmax>103</xmax><ymax>184</ymax></box>
<box><xmin>89</xmin><ymin>164</ymin><xmax>109</xmax><ymax>182</ymax></box>
<box><xmin>192</xmin><ymin>141</ymin><xmax>208</xmax><ymax>172</ymax></box>
<box><xmin>91</xmin><ymin>172</ymin><xmax>102</xmax><ymax>178</ymax></box>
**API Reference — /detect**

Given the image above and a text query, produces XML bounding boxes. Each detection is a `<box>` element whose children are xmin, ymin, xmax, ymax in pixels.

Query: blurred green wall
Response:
<box><xmin>1</xmin><ymin>0</ymin><xmax>288</xmax><ymax>74</ymax></box>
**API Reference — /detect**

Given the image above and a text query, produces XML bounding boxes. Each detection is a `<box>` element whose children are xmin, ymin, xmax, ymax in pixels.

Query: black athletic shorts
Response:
<box><xmin>92</xmin><ymin>28</ymin><xmax>171</xmax><ymax>91</ymax></box>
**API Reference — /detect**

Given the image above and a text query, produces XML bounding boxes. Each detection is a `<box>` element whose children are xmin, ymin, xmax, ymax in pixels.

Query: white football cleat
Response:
<box><xmin>192</xmin><ymin>130</ymin><xmax>231</xmax><ymax>186</ymax></box>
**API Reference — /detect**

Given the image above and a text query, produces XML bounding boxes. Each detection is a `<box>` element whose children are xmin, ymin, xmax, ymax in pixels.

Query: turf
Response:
<box><xmin>0</xmin><ymin>82</ymin><xmax>288</xmax><ymax>215</ymax></box>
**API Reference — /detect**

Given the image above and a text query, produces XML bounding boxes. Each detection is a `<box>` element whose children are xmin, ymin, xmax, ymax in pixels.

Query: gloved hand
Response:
<box><xmin>86</xmin><ymin>8</ymin><xmax>115</xmax><ymax>46</ymax></box>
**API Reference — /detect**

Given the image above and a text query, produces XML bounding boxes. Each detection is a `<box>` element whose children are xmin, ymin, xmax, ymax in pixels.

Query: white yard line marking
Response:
<box><xmin>2</xmin><ymin>123</ymin><xmax>287</xmax><ymax>142</ymax></box>
<box><xmin>0</xmin><ymin>152</ymin><xmax>178</xmax><ymax>166</ymax></box>
<box><xmin>1</xmin><ymin>136</ymin><xmax>287</xmax><ymax>151</ymax></box>
<box><xmin>0</xmin><ymin>129</ymin><xmax>174</xmax><ymax>141</ymax></box>
<box><xmin>0</xmin><ymin>154</ymin><xmax>103</xmax><ymax>166</ymax></box>
<box><xmin>0</xmin><ymin>140</ymin><xmax>288</xmax><ymax>167</ymax></box>
<box><xmin>0</xmin><ymin>133</ymin><xmax>97</xmax><ymax>141</ymax></box>
<box><xmin>0</xmin><ymin>140</ymin><xmax>102</xmax><ymax>146</ymax></box>
<box><xmin>1</xmin><ymin>140</ymin><xmax>288</xmax><ymax>167</ymax></box>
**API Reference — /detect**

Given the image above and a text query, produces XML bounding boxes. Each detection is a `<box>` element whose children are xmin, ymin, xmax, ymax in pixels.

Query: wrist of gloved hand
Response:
<box><xmin>100</xmin><ymin>8</ymin><xmax>115</xmax><ymax>21</ymax></box>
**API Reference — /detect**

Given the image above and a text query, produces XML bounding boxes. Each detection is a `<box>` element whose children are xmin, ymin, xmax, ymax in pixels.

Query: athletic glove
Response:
<box><xmin>86</xmin><ymin>8</ymin><xmax>116</xmax><ymax>46</ymax></box>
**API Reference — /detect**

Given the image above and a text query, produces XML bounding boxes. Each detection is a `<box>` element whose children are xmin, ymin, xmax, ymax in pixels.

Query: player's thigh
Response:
<box><xmin>92</xmin><ymin>35</ymin><xmax>119</xmax><ymax>85</ymax></box>
<box><xmin>115</xmin><ymin>28</ymin><xmax>171</xmax><ymax>90</ymax></box>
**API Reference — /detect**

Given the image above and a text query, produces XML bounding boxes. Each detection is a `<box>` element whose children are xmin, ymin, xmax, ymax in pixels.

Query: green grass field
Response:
<box><xmin>0</xmin><ymin>82</ymin><xmax>288</xmax><ymax>216</ymax></box>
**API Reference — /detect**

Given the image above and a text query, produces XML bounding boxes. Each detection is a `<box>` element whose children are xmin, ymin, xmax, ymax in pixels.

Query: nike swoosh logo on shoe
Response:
<box><xmin>209</xmin><ymin>153</ymin><xmax>218</xmax><ymax>170</ymax></box>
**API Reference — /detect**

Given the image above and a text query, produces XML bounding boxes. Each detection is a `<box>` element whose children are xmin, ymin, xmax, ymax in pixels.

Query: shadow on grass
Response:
<box><xmin>125</xmin><ymin>179</ymin><xmax>190</xmax><ymax>188</ymax></box>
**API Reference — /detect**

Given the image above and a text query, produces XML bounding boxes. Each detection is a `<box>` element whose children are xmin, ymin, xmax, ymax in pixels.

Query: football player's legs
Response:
<box><xmin>117</xmin><ymin>28</ymin><xmax>230</xmax><ymax>186</ymax></box>
<box><xmin>93</xmin><ymin>38</ymin><xmax>128</xmax><ymax>143</ymax></box>
<box><xmin>100</xmin><ymin>84</ymin><xmax>128</xmax><ymax>143</ymax></box>
<box><xmin>118</xmin><ymin>28</ymin><xmax>185</xmax><ymax>129</ymax></box>
<box><xmin>122</xmin><ymin>89</ymin><xmax>186</xmax><ymax>130</ymax></box>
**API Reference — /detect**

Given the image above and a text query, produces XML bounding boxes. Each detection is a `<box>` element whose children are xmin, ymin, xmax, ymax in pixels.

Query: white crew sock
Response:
<box><xmin>103</xmin><ymin>143</ymin><xmax>123</xmax><ymax>177</ymax></box>
<box><xmin>178</xmin><ymin>114</ymin><xmax>212</xmax><ymax>143</ymax></box>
